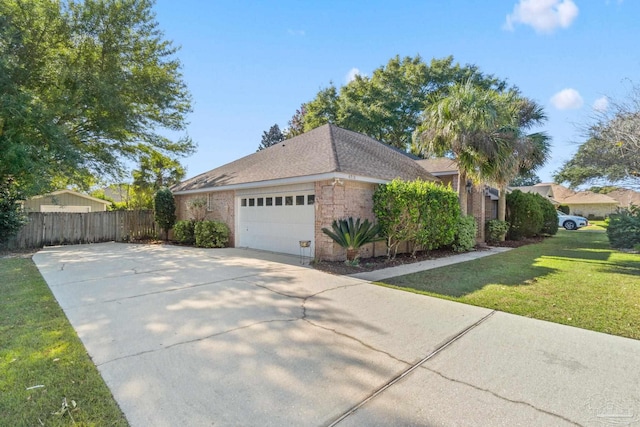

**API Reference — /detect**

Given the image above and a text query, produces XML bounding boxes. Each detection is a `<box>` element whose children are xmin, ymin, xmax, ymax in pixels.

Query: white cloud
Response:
<box><xmin>504</xmin><ymin>0</ymin><xmax>579</xmax><ymax>33</ymax></box>
<box><xmin>550</xmin><ymin>88</ymin><xmax>584</xmax><ymax>110</ymax></box>
<box><xmin>287</xmin><ymin>29</ymin><xmax>305</xmax><ymax>36</ymax></box>
<box><xmin>345</xmin><ymin>68</ymin><xmax>362</xmax><ymax>84</ymax></box>
<box><xmin>592</xmin><ymin>96</ymin><xmax>609</xmax><ymax>112</ymax></box>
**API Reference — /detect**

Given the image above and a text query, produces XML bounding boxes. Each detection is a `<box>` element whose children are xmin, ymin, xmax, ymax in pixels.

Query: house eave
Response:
<box><xmin>172</xmin><ymin>172</ymin><xmax>391</xmax><ymax>195</ymax></box>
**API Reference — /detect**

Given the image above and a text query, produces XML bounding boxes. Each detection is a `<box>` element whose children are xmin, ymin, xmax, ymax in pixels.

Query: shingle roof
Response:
<box><xmin>561</xmin><ymin>191</ymin><xmax>619</xmax><ymax>205</ymax></box>
<box><xmin>172</xmin><ymin>124</ymin><xmax>437</xmax><ymax>192</ymax></box>
<box><xmin>415</xmin><ymin>158</ymin><xmax>458</xmax><ymax>175</ymax></box>
<box><xmin>603</xmin><ymin>189</ymin><xmax>640</xmax><ymax>208</ymax></box>
<box><xmin>513</xmin><ymin>183</ymin><xmax>620</xmax><ymax>205</ymax></box>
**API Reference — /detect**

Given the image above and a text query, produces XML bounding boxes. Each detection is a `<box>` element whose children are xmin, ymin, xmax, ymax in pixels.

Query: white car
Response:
<box><xmin>557</xmin><ymin>211</ymin><xmax>588</xmax><ymax>230</ymax></box>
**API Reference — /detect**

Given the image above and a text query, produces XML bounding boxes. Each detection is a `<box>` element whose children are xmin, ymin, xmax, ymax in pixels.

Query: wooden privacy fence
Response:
<box><xmin>4</xmin><ymin>210</ymin><xmax>157</xmax><ymax>249</ymax></box>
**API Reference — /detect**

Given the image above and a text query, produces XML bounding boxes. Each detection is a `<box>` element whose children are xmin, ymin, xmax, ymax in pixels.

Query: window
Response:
<box><xmin>307</xmin><ymin>195</ymin><xmax>315</xmax><ymax>205</ymax></box>
<box><xmin>285</xmin><ymin>196</ymin><xmax>293</xmax><ymax>206</ymax></box>
<box><xmin>241</xmin><ymin>198</ymin><xmax>247</xmax><ymax>207</ymax></box>
<box><xmin>296</xmin><ymin>195</ymin><xmax>304</xmax><ymax>205</ymax></box>
<box><xmin>248</xmin><ymin>198</ymin><xmax>255</xmax><ymax>207</ymax></box>
<box><xmin>265</xmin><ymin>197</ymin><xmax>273</xmax><ymax>206</ymax></box>
<box><xmin>275</xmin><ymin>196</ymin><xmax>283</xmax><ymax>206</ymax></box>
<box><xmin>257</xmin><ymin>197</ymin><xmax>264</xmax><ymax>206</ymax></box>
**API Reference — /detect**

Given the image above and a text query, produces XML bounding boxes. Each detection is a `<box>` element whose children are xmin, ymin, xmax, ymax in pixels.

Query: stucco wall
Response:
<box><xmin>569</xmin><ymin>203</ymin><xmax>618</xmax><ymax>218</ymax></box>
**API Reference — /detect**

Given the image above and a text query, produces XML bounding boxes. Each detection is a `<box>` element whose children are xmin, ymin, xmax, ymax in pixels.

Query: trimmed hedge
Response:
<box><xmin>194</xmin><ymin>220</ymin><xmax>230</xmax><ymax>248</ymax></box>
<box><xmin>373</xmin><ymin>179</ymin><xmax>460</xmax><ymax>257</ymax></box>
<box><xmin>506</xmin><ymin>190</ymin><xmax>558</xmax><ymax>240</ymax></box>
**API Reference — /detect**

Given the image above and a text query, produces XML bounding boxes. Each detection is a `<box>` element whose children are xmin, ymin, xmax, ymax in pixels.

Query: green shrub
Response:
<box><xmin>194</xmin><ymin>220</ymin><xmax>230</xmax><ymax>248</ymax></box>
<box><xmin>557</xmin><ymin>205</ymin><xmax>570</xmax><ymax>214</ymax></box>
<box><xmin>174</xmin><ymin>220</ymin><xmax>196</xmax><ymax>244</ymax></box>
<box><xmin>486</xmin><ymin>219</ymin><xmax>509</xmax><ymax>243</ymax></box>
<box><xmin>373</xmin><ymin>179</ymin><xmax>460</xmax><ymax>258</ymax></box>
<box><xmin>607</xmin><ymin>205</ymin><xmax>640</xmax><ymax>249</ymax></box>
<box><xmin>506</xmin><ymin>190</ymin><xmax>543</xmax><ymax>240</ymax></box>
<box><xmin>537</xmin><ymin>194</ymin><xmax>559</xmax><ymax>236</ymax></box>
<box><xmin>452</xmin><ymin>215</ymin><xmax>477</xmax><ymax>252</ymax></box>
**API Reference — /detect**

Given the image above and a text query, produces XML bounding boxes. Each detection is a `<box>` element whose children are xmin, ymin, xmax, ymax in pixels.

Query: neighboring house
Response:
<box><xmin>513</xmin><ymin>183</ymin><xmax>619</xmax><ymax>218</ymax></box>
<box><xmin>171</xmin><ymin>124</ymin><xmax>438</xmax><ymax>260</ymax></box>
<box><xmin>416</xmin><ymin>157</ymin><xmax>499</xmax><ymax>241</ymax></box>
<box><xmin>604</xmin><ymin>188</ymin><xmax>640</xmax><ymax>209</ymax></box>
<box><xmin>23</xmin><ymin>190</ymin><xmax>110</xmax><ymax>213</ymax></box>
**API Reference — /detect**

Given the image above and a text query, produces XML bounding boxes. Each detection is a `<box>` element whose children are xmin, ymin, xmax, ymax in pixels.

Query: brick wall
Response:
<box><xmin>314</xmin><ymin>180</ymin><xmax>378</xmax><ymax>261</ymax></box>
<box><xmin>174</xmin><ymin>190</ymin><xmax>236</xmax><ymax>246</ymax></box>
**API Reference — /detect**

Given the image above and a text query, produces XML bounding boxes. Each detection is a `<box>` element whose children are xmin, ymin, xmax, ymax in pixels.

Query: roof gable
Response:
<box><xmin>29</xmin><ymin>189</ymin><xmax>110</xmax><ymax>205</ymax></box>
<box><xmin>173</xmin><ymin>124</ymin><xmax>437</xmax><ymax>193</ymax></box>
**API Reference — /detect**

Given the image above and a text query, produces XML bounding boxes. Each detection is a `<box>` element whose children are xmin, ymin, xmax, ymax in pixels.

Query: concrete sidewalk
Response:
<box><xmin>34</xmin><ymin>242</ymin><xmax>640</xmax><ymax>426</ymax></box>
<box><xmin>349</xmin><ymin>246</ymin><xmax>512</xmax><ymax>281</ymax></box>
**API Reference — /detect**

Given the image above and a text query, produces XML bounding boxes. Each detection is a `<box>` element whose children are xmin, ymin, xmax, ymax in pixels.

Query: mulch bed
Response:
<box><xmin>312</xmin><ymin>237</ymin><xmax>544</xmax><ymax>276</ymax></box>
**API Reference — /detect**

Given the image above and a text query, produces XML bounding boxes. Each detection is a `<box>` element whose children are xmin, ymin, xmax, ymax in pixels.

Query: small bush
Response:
<box><xmin>452</xmin><ymin>215</ymin><xmax>477</xmax><ymax>252</ymax></box>
<box><xmin>174</xmin><ymin>220</ymin><xmax>196</xmax><ymax>244</ymax></box>
<box><xmin>194</xmin><ymin>220</ymin><xmax>230</xmax><ymax>248</ymax></box>
<box><xmin>607</xmin><ymin>205</ymin><xmax>640</xmax><ymax>249</ymax></box>
<box><xmin>486</xmin><ymin>219</ymin><xmax>509</xmax><ymax>243</ymax></box>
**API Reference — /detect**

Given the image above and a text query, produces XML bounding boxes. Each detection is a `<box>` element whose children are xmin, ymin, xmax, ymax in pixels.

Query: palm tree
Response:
<box><xmin>483</xmin><ymin>97</ymin><xmax>551</xmax><ymax>223</ymax></box>
<box><xmin>413</xmin><ymin>80</ymin><xmax>510</xmax><ymax>215</ymax></box>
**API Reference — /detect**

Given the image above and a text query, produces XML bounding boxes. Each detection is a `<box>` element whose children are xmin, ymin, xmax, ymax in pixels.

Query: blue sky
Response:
<box><xmin>153</xmin><ymin>0</ymin><xmax>639</xmax><ymax>183</ymax></box>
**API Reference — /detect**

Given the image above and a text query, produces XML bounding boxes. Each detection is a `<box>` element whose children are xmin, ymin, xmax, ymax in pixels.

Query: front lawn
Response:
<box><xmin>0</xmin><ymin>257</ymin><xmax>128</xmax><ymax>426</ymax></box>
<box><xmin>381</xmin><ymin>231</ymin><xmax>640</xmax><ymax>340</ymax></box>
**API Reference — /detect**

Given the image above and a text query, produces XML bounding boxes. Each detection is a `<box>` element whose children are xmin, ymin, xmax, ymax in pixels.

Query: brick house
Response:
<box><xmin>171</xmin><ymin>124</ymin><xmax>438</xmax><ymax>260</ymax></box>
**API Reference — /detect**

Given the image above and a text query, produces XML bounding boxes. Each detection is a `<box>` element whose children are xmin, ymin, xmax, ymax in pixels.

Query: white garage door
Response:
<box><xmin>237</xmin><ymin>184</ymin><xmax>315</xmax><ymax>256</ymax></box>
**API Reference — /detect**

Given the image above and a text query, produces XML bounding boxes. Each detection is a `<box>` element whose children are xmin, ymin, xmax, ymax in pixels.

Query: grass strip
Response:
<box><xmin>0</xmin><ymin>257</ymin><xmax>128</xmax><ymax>426</ymax></box>
<box><xmin>381</xmin><ymin>231</ymin><xmax>640</xmax><ymax>340</ymax></box>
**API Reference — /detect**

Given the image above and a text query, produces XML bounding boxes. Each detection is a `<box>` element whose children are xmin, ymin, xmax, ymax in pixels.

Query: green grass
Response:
<box><xmin>0</xmin><ymin>258</ymin><xmax>128</xmax><ymax>427</ymax></box>
<box><xmin>381</xmin><ymin>231</ymin><xmax>640</xmax><ymax>340</ymax></box>
<box><xmin>583</xmin><ymin>220</ymin><xmax>607</xmax><ymax>231</ymax></box>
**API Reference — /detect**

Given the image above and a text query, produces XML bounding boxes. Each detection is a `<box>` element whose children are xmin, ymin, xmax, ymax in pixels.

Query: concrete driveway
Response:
<box><xmin>34</xmin><ymin>242</ymin><xmax>640</xmax><ymax>426</ymax></box>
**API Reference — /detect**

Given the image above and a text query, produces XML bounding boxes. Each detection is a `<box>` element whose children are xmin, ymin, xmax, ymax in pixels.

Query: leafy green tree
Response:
<box><xmin>299</xmin><ymin>55</ymin><xmax>507</xmax><ymax>150</ymax></box>
<box><xmin>284</xmin><ymin>105</ymin><xmax>306</xmax><ymax>139</ymax></box>
<box><xmin>131</xmin><ymin>150</ymin><xmax>186</xmax><ymax>209</ymax></box>
<box><xmin>257</xmin><ymin>124</ymin><xmax>285</xmax><ymax>151</ymax></box>
<box><xmin>0</xmin><ymin>0</ymin><xmax>194</xmax><ymax>199</ymax></box>
<box><xmin>153</xmin><ymin>187</ymin><xmax>176</xmax><ymax>241</ymax></box>
<box><xmin>556</xmin><ymin>85</ymin><xmax>640</xmax><ymax>189</ymax></box>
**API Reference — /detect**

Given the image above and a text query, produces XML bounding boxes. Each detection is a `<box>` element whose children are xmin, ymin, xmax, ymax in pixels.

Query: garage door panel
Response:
<box><xmin>238</xmin><ymin>191</ymin><xmax>315</xmax><ymax>256</ymax></box>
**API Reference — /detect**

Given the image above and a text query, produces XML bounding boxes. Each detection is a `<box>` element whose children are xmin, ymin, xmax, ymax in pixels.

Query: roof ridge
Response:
<box><xmin>327</xmin><ymin>124</ymin><xmax>341</xmax><ymax>172</ymax></box>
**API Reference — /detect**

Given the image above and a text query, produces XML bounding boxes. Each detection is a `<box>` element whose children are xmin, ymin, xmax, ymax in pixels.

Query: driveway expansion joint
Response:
<box><xmin>326</xmin><ymin>310</ymin><xmax>497</xmax><ymax>427</ymax></box>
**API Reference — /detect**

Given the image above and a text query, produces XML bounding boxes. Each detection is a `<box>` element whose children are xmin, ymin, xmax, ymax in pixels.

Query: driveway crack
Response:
<box><xmin>422</xmin><ymin>367</ymin><xmax>583</xmax><ymax>426</ymax></box>
<box><xmin>96</xmin><ymin>318</ymin><xmax>300</xmax><ymax>367</ymax></box>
